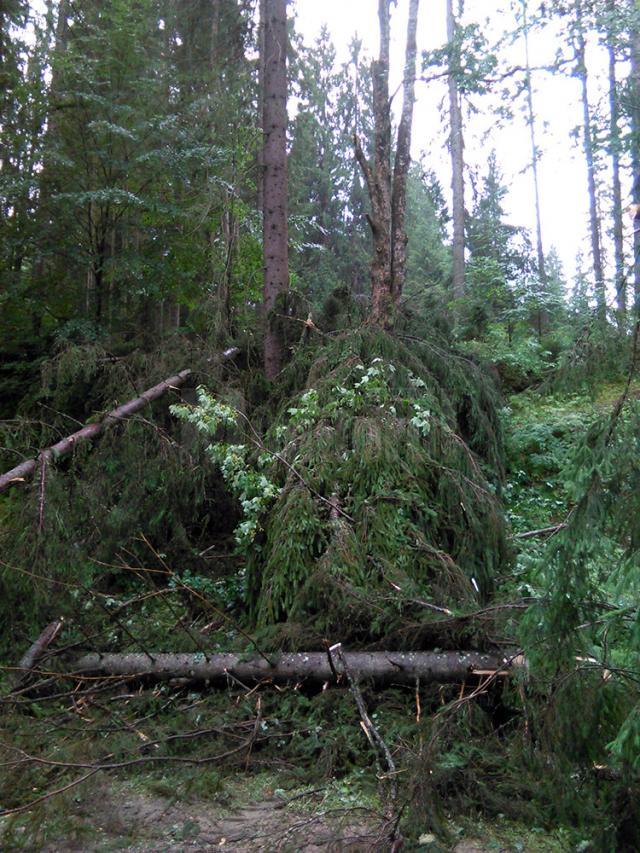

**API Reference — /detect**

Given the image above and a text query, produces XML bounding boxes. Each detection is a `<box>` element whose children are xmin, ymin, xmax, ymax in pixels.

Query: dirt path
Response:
<box><xmin>41</xmin><ymin>783</ymin><xmax>386</xmax><ymax>852</ymax></box>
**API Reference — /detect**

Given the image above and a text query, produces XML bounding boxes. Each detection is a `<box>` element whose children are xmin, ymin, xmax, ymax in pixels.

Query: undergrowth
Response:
<box><xmin>1</xmin><ymin>320</ymin><xmax>640</xmax><ymax>850</ymax></box>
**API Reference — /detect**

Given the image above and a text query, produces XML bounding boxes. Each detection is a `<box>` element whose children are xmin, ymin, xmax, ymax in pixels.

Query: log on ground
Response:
<box><xmin>75</xmin><ymin>650</ymin><xmax>521</xmax><ymax>686</ymax></box>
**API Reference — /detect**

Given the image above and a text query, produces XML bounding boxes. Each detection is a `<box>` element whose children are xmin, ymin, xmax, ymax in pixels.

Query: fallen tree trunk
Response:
<box><xmin>75</xmin><ymin>650</ymin><xmax>522</xmax><ymax>686</ymax></box>
<box><xmin>14</xmin><ymin>619</ymin><xmax>64</xmax><ymax>687</ymax></box>
<box><xmin>0</xmin><ymin>369</ymin><xmax>191</xmax><ymax>494</ymax></box>
<box><xmin>515</xmin><ymin>522</ymin><xmax>567</xmax><ymax>540</ymax></box>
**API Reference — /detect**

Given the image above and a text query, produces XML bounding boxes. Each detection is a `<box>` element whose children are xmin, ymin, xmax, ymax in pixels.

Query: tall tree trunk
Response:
<box><xmin>606</xmin><ymin>0</ymin><xmax>625</xmax><ymax>324</ymax></box>
<box><xmin>262</xmin><ymin>0</ymin><xmax>288</xmax><ymax>379</ymax></box>
<box><xmin>390</xmin><ymin>0</ymin><xmax>420</xmax><ymax>306</ymax></box>
<box><xmin>354</xmin><ymin>0</ymin><xmax>420</xmax><ymax>326</ymax></box>
<box><xmin>447</xmin><ymin>0</ymin><xmax>465</xmax><ymax>300</ymax></box>
<box><xmin>31</xmin><ymin>0</ymin><xmax>70</xmax><ymax>335</ymax></box>
<box><xmin>574</xmin><ymin>3</ymin><xmax>606</xmax><ymax>323</ymax></box>
<box><xmin>630</xmin><ymin>1</ymin><xmax>640</xmax><ymax>313</ymax></box>
<box><xmin>355</xmin><ymin>0</ymin><xmax>392</xmax><ymax>326</ymax></box>
<box><xmin>257</xmin><ymin>0</ymin><xmax>266</xmax><ymax>214</ymax></box>
<box><xmin>522</xmin><ymin>0</ymin><xmax>546</xmax><ymax>289</ymax></box>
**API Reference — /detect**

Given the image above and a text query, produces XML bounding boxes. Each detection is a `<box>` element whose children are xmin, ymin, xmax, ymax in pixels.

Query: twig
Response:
<box><xmin>0</xmin><ymin>769</ymin><xmax>101</xmax><ymax>818</ymax></box>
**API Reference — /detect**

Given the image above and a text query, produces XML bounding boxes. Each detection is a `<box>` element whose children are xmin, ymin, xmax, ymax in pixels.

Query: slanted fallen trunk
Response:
<box><xmin>75</xmin><ymin>650</ymin><xmax>522</xmax><ymax>687</ymax></box>
<box><xmin>0</xmin><ymin>369</ymin><xmax>191</xmax><ymax>494</ymax></box>
<box><xmin>14</xmin><ymin>619</ymin><xmax>64</xmax><ymax>688</ymax></box>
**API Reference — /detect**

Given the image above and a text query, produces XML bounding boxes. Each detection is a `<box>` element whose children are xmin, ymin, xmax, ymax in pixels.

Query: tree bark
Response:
<box><xmin>355</xmin><ymin>0</ymin><xmax>392</xmax><ymax>326</ymax></box>
<box><xmin>390</xmin><ymin>0</ymin><xmax>420</xmax><ymax>306</ymax></box>
<box><xmin>630</xmin><ymin>1</ymin><xmax>640</xmax><ymax>312</ymax></box>
<box><xmin>14</xmin><ymin>620</ymin><xmax>64</xmax><ymax>687</ymax></box>
<box><xmin>75</xmin><ymin>650</ymin><xmax>520</xmax><ymax>686</ymax></box>
<box><xmin>522</xmin><ymin>0</ymin><xmax>547</xmax><ymax>290</ymax></box>
<box><xmin>447</xmin><ymin>0</ymin><xmax>465</xmax><ymax>300</ymax></box>
<box><xmin>354</xmin><ymin>0</ymin><xmax>421</xmax><ymax>326</ymax></box>
<box><xmin>574</xmin><ymin>2</ymin><xmax>605</xmax><ymax>322</ymax></box>
<box><xmin>262</xmin><ymin>0</ymin><xmax>288</xmax><ymax>379</ymax></box>
<box><xmin>0</xmin><ymin>369</ymin><xmax>191</xmax><ymax>494</ymax></box>
<box><xmin>606</xmin><ymin>0</ymin><xmax>625</xmax><ymax>324</ymax></box>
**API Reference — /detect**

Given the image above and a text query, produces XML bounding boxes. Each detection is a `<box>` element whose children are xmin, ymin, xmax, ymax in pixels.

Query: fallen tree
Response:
<box><xmin>75</xmin><ymin>650</ymin><xmax>523</xmax><ymax>686</ymax></box>
<box><xmin>0</xmin><ymin>369</ymin><xmax>191</xmax><ymax>494</ymax></box>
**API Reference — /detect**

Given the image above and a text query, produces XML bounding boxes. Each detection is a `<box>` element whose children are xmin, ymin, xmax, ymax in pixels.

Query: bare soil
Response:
<box><xmin>40</xmin><ymin>782</ymin><xmax>387</xmax><ymax>852</ymax></box>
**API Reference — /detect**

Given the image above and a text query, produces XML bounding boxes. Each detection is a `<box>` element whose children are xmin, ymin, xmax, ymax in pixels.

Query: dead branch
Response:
<box><xmin>515</xmin><ymin>523</ymin><xmax>568</xmax><ymax>539</ymax></box>
<box><xmin>328</xmin><ymin>642</ymin><xmax>400</xmax><ymax>852</ymax></box>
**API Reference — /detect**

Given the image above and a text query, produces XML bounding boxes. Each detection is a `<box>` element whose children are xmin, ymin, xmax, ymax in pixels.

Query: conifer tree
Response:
<box><xmin>262</xmin><ymin>0</ymin><xmax>288</xmax><ymax>378</ymax></box>
<box><xmin>447</xmin><ymin>0</ymin><xmax>466</xmax><ymax>300</ymax></box>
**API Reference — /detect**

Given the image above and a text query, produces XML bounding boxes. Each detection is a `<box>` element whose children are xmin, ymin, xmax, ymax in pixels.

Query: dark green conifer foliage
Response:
<box><xmin>245</xmin><ymin>325</ymin><xmax>508</xmax><ymax>641</ymax></box>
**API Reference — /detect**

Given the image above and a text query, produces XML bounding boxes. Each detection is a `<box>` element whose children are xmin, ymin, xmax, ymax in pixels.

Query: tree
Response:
<box><xmin>354</xmin><ymin>0</ymin><xmax>420</xmax><ymax>327</ymax></box>
<box><xmin>520</xmin><ymin>0</ymin><xmax>547</xmax><ymax>289</ymax></box>
<box><xmin>288</xmin><ymin>28</ymin><xmax>369</xmax><ymax>302</ymax></box>
<box><xmin>447</xmin><ymin>0</ymin><xmax>465</xmax><ymax>300</ymax></box>
<box><xmin>572</xmin><ymin>0</ymin><xmax>606</xmax><ymax>323</ymax></box>
<box><xmin>466</xmin><ymin>151</ymin><xmax>541</xmax><ymax>339</ymax></box>
<box><xmin>262</xmin><ymin>0</ymin><xmax>288</xmax><ymax>378</ymax></box>
<box><xmin>601</xmin><ymin>0</ymin><xmax>626</xmax><ymax>322</ymax></box>
<box><xmin>630</xmin><ymin>0</ymin><xmax>640</xmax><ymax>310</ymax></box>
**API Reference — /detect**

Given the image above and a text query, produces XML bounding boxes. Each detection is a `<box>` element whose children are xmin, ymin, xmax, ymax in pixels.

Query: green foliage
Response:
<box><xmin>171</xmin><ymin>389</ymin><xmax>280</xmax><ymax>547</ymax></box>
<box><xmin>516</xmin><ymin>384</ymin><xmax>640</xmax><ymax>794</ymax></box>
<box><xmin>249</xmin><ymin>328</ymin><xmax>507</xmax><ymax>638</ymax></box>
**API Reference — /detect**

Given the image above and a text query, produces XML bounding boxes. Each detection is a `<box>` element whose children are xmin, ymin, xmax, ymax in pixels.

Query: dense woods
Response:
<box><xmin>2</xmin><ymin>0</ymin><xmax>640</xmax><ymax>849</ymax></box>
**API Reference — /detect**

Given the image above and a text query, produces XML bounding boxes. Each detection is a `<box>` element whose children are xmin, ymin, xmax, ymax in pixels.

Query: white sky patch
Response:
<box><xmin>293</xmin><ymin>0</ymin><xmax>634</xmax><ymax>294</ymax></box>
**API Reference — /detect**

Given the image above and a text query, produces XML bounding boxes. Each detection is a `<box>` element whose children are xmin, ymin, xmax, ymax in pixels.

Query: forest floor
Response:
<box><xmin>3</xmin><ymin>771</ymin><xmax>570</xmax><ymax>852</ymax></box>
<box><xmin>3</xmin><ymin>381</ymin><xmax>628</xmax><ymax>852</ymax></box>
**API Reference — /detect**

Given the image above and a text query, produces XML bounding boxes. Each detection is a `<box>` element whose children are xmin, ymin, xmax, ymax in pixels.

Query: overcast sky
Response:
<box><xmin>293</xmin><ymin>0</ymin><xmax>632</xmax><ymax>292</ymax></box>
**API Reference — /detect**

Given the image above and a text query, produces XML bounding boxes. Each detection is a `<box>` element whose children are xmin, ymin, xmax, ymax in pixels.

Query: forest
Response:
<box><xmin>1</xmin><ymin>0</ymin><xmax>640</xmax><ymax>850</ymax></box>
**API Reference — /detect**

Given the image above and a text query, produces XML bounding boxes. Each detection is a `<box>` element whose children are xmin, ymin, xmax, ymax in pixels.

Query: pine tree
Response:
<box><xmin>262</xmin><ymin>0</ymin><xmax>288</xmax><ymax>378</ymax></box>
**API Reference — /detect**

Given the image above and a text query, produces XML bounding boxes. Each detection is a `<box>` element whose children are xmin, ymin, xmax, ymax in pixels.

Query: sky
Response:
<box><xmin>293</xmin><ymin>0</ymin><xmax>633</xmax><ymax>290</ymax></box>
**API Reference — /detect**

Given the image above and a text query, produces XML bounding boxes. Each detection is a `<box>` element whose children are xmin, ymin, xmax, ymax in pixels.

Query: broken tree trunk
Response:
<box><xmin>75</xmin><ymin>650</ymin><xmax>521</xmax><ymax>686</ymax></box>
<box><xmin>354</xmin><ymin>0</ymin><xmax>421</xmax><ymax>327</ymax></box>
<box><xmin>14</xmin><ymin>619</ymin><xmax>64</xmax><ymax>688</ymax></box>
<box><xmin>0</xmin><ymin>369</ymin><xmax>191</xmax><ymax>494</ymax></box>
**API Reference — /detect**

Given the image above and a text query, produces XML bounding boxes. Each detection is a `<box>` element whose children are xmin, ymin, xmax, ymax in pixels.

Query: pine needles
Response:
<box><xmin>245</xmin><ymin>326</ymin><xmax>508</xmax><ymax>643</ymax></box>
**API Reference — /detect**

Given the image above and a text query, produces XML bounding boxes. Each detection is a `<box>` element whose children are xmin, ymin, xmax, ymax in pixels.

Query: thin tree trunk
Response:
<box><xmin>31</xmin><ymin>0</ymin><xmax>70</xmax><ymax>334</ymax></box>
<box><xmin>75</xmin><ymin>650</ymin><xmax>520</xmax><ymax>686</ymax></box>
<box><xmin>522</xmin><ymin>0</ymin><xmax>546</xmax><ymax>288</ymax></box>
<box><xmin>0</xmin><ymin>370</ymin><xmax>191</xmax><ymax>494</ymax></box>
<box><xmin>257</xmin><ymin>0</ymin><xmax>266</xmax><ymax>214</ymax></box>
<box><xmin>575</xmin><ymin>4</ymin><xmax>606</xmax><ymax>322</ymax></box>
<box><xmin>390</xmin><ymin>0</ymin><xmax>420</xmax><ymax>306</ymax></box>
<box><xmin>447</xmin><ymin>0</ymin><xmax>465</xmax><ymax>299</ymax></box>
<box><xmin>606</xmin><ymin>0</ymin><xmax>625</xmax><ymax>324</ymax></box>
<box><xmin>630</xmin><ymin>2</ymin><xmax>640</xmax><ymax>312</ymax></box>
<box><xmin>262</xmin><ymin>0</ymin><xmax>288</xmax><ymax>379</ymax></box>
